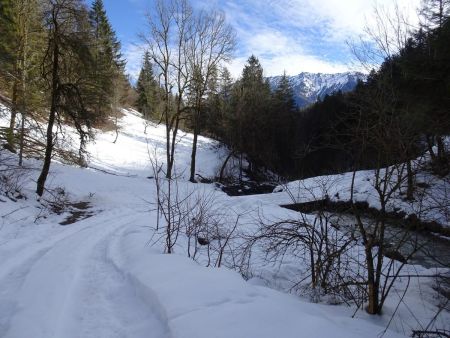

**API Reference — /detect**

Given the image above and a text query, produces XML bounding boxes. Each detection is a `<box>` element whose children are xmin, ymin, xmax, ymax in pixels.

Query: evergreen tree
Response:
<box><xmin>420</xmin><ymin>0</ymin><xmax>450</xmax><ymax>30</ymax></box>
<box><xmin>271</xmin><ymin>72</ymin><xmax>297</xmax><ymax>171</ymax></box>
<box><xmin>273</xmin><ymin>72</ymin><xmax>296</xmax><ymax>113</ymax></box>
<box><xmin>0</xmin><ymin>0</ymin><xmax>15</xmax><ymax>77</ymax></box>
<box><xmin>136</xmin><ymin>51</ymin><xmax>159</xmax><ymax>120</ymax></box>
<box><xmin>0</xmin><ymin>0</ymin><xmax>44</xmax><ymax>155</ymax></box>
<box><xmin>237</xmin><ymin>55</ymin><xmax>272</xmax><ymax>171</ymax></box>
<box><xmin>219</xmin><ymin>67</ymin><xmax>233</xmax><ymax>102</ymax></box>
<box><xmin>88</xmin><ymin>0</ymin><xmax>125</xmax><ymax>123</ymax></box>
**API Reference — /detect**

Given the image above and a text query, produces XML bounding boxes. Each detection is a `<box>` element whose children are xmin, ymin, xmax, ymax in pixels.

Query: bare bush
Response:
<box><xmin>148</xmin><ymin>147</ymin><xmax>243</xmax><ymax>264</ymax></box>
<box><xmin>0</xmin><ymin>150</ymin><xmax>31</xmax><ymax>200</ymax></box>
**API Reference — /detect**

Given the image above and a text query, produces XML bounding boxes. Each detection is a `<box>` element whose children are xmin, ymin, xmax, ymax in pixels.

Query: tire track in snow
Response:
<box><xmin>106</xmin><ymin>225</ymin><xmax>174</xmax><ymax>338</ymax></box>
<box><xmin>0</xmin><ymin>209</ymin><xmax>168</xmax><ymax>338</ymax></box>
<box><xmin>0</xmin><ymin>220</ymin><xmax>106</xmax><ymax>336</ymax></box>
<box><xmin>56</xmin><ymin>221</ymin><xmax>172</xmax><ymax>338</ymax></box>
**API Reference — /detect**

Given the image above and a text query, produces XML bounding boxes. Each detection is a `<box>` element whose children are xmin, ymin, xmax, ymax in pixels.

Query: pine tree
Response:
<box><xmin>242</xmin><ymin>55</ymin><xmax>265</xmax><ymax>88</ymax></box>
<box><xmin>0</xmin><ymin>0</ymin><xmax>20</xmax><ymax>148</ymax></box>
<box><xmin>0</xmin><ymin>0</ymin><xmax>44</xmax><ymax>156</ymax></box>
<box><xmin>271</xmin><ymin>72</ymin><xmax>297</xmax><ymax>170</ymax></box>
<box><xmin>273</xmin><ymin>72</ymin><xmax>296</xmax><ymax>113</ymax></box>
<box><xmin>136</xmin><ymin>51</ymin><xmax>159</xmax><ymax>120</ymax></box>
<box><xmin>0</xmin><ymin>0</ymin><xmax>15</xmax><ymax>77</ymax></box>
<box><xmin>417</xmin><ymin>2</ymin><xmax>450</xmax><ymax>173</ymax></box>
<box><xmin>203</xmin><ymin>66</ymin><xmax>233</xmax><ymax>142</ymax></box>
<box><xmin>420</xmin><ymin>0</ymin><xmax>450</xmax><ymax>30</ymax></box>
<box><xmin>88</xmin><ymin>0</ymin><xmax>125</xmax><ymax>123</ymax></box>
<box><xmin>237</xmin><ymin>55</ymin><xmax>272</xmax><ymax>171</ymax></box>
<box><xmin>219</xmin><ymin>67</ymin><xmax>233</xmax><ymax>102</ymax></box>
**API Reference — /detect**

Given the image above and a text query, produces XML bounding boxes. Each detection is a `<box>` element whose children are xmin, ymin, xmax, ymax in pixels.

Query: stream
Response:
<box><xmin>284</xmin><ymin>203</ymin><xmax>450</xmax><ymax>269</ymax></box>
<box><xmin>331</xmin><ymin>213</ymin><xmax>449</xmax><ymax>268</ymax></box>
<box><xmin>220</xmin><ymin>180</ymin><xmax>450</xmax><ymax>269</ymax></box>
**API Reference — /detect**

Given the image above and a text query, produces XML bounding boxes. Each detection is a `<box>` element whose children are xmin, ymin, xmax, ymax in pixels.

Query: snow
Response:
<box><xmin>267</xmin><ymin>71</ymin><xmax>366</xmax><ymax>107</ymax></box>
<box><xmin>0</xmin><ymin>105</ymin><xmax>448</xmax><ymax>337</ymax></box>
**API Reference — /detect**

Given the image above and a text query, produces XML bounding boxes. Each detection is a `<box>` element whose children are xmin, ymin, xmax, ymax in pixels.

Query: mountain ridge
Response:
<box><xmin>267</xmin><ymin>71</ymin><xmax>366</xmax><ymax>108</ymax></box>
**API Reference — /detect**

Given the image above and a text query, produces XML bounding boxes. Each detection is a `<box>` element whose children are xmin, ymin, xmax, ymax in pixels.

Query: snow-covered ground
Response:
<box><xmin>0</xmin><ymin>107</ymin><xmax>448</xmax><ymax>337</ymax></box>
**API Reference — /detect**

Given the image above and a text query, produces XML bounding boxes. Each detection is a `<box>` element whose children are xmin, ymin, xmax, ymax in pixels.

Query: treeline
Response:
<box><xmin>0</xmin><ymin>0</ymin><xmax>134</xmax><ymax>195</ymax></box>
<box><xmin>291</xmin><ymin>4</ymin><xmax>450</xmax><ymax>182</ymax></box>
<box><xmin>136</xmin><ymin>53</ymin><xmax>298</xmax><ymax>180</ymax></box>
<box><xmin>137</xmin><ymin>0</ymin><xmax>449</xmax><ymax>183</ymax></box>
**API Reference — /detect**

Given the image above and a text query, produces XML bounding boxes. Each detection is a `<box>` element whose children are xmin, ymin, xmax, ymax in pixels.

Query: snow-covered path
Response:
<box><xmin>1</xmin><ymin>208</ymin><xmax>171</xmax><ymax>338</ymax></box>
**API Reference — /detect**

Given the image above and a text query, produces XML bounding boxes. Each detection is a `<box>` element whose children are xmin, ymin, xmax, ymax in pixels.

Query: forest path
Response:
<box><xmin>0</xmin><ymin>208</ymin><xmax>172</xmax><ymax>338</ymax></box>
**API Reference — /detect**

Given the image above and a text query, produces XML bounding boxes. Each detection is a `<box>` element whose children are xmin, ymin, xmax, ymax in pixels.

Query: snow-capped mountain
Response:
<box><xmin>267</xmin><ymin>71</ymin><xmax>366</xmax><ymax>108</ymax></box>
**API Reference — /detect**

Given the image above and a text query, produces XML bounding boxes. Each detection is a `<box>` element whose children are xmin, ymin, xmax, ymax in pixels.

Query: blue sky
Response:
<box><xmin>94</xmin><ymin>0</ymin><xmax>420</xmax><ymax>80</ymax></box>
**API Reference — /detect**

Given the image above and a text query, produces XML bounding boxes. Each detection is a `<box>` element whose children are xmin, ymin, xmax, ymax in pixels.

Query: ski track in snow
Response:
<box><xmin>0</xmin><ymin>209</ymin><xmax>172</xmax><ymax>338</ymax></box>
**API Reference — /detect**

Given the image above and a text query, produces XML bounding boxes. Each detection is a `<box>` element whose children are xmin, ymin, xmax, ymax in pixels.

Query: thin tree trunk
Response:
<box><xmin>164</xmin><ymin>93</ymin><xmax>172</xmax><ymax>179</ymax></box>
<box><xmin>167</xmin><ymin>114</ymin><xmax>180</xmax><ymax>179</ymax></box>
<box><xmin>189</xmin><ymin>130</ymin><xmax>198</xmax><ymax>183</ymax></box>
<box><xmin>113</xmin><ymin>110</ymin><xmax>119</xmax><ymax>143</ymax></box>
<box><xmin>165</xmin><ymin>122</ymin><xmax>171</xmax><ymax>178</ymax></box>
<box><xmin>219</xmin><ymin>150</ymin><xmax>235</xmax><ymax>183</ymax></box>
<box><xmin>7</xmin><ymin>80</ymin><xmax>19</xmax><ymax>151</ymax></box>
<box><xmin>426</xmin><ymin>134</ymin><xmax>437</xmax><ymax>162</ymax></box>
<box><xmin>366</xmin><ymin>246</ymin><xmax>378</xmax><ymax>314</ymax></box>
<box><xmin>19</xmin><ymin>19</ymin><xmax>28</xmax><ymax>166</ymax></box>
<box><xmin>406</xmin><ymin>160</ymin><xmax>414</xmax><ymax>200</ymax></box>
<box><xmin>36</xmin><ymin>28</ymin><xmax>59</xmax><ymax>197</ymax></box>
<box><xmin>437</xmin><ymin>136</ymin><xmax>445</xmax><ymax>159</ymax></box>
<box><xmin>189</xmin><ymin>110</ymin><xmax>200</xmax><ymax>183</ymax></box>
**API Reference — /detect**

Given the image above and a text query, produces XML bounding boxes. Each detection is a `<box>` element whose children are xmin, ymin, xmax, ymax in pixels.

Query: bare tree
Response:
<box><xmin>143</xmin><ymin>0</ymin><xmax>193</xmax><ymax>179</ymax></box>
<box><xmin>144</xmin><ymin>1</ymin><xmax>235</xmax><ymax>182</ymax></box>
<box><xmin>186</xmin><ymin>9</ymin><xmax>235</xmax><ymax>182</ymax></box>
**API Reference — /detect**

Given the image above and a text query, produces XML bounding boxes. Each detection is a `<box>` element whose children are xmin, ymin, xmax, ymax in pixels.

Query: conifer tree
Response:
<box><xmin>88</xmin><ymin>0</ymin><xmax>125</xmax><ymax>123</ymax></box>
<box><xmin>0</xmin><ymin>1</ymin><xmax>15</xmax><ymax>77</ymax></box>
<box><xmin>273</xmin><ymin>72</ymin><xmax>296</xmax><ymax>112</ymax></box>
<box><xmin>136</xmin><ymin>51</ymin><xmax>159</xmax><ymax>120</ymax></box>
<box><xmin>271</xmin><ymin>72</ymin><xmax>297</xmax><ymax>170</ymax></box>
<box><xmin>0</xmin><ymin>0</ymin><xmax>44</xmax><ymax>156</ymax></box>
<box><xmin>421</xmin><ymin>0</ymin><xmax>450</xmax><ymax>30</ymax></box>
<box><xmin>237</xmin><ymin>55</ymin><xmax>271</xmax><ymax>171</ymax></box>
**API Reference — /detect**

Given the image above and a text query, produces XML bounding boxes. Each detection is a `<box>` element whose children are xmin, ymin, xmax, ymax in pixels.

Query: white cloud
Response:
<box><xmin>123</xmin><ymin>0</ymin><xmax>423</xmax><ymax>81</ymax></box>
<box><xmin>123</xmin><ymin>43</ymin><xmax>146</xmax><ymax>83</ymax></box>
<box><xmin>219</xmin><ymin>0</ymin><xmax>422</xmax><ymax>77</ymax></box>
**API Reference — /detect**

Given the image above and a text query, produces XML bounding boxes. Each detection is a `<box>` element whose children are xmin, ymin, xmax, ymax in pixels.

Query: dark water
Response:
<box><xmin>282</xmin><ymin>202</ymin><xmax>450</xmax><ymax>268</ymax></box>
<box><xmin>326</xmin><ymin>212</ymin><xmax>450</xmax><ymax>269</ymax></box>
<box><xmin>220</xmin><ymin>181</ymin><xmax>277</xmax><ymax>196</ymax></box>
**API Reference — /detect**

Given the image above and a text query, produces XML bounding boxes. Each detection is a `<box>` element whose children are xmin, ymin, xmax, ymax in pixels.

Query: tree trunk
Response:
<box><xmin>406</xmin><ymin>160</ymin><xmax>414</xmax><ymax>201</ymax></box>
<box><xmin>437</xmin><ymin>136</ymin><xmax>445</xmax><ymax>160</ymax></box>
<box><xmin>36</xmin><ymin>28</ymin><xmax>59</xmax><ymax>197</ymax></box>
<box><xmin>7</xmin><ymin>80</ymin><xmax>19</xmax><ymax>150</ymax></box>
<box><xmin>189</xmin><ymin>111</ymin><xmax>200</xmax><ymax>183</ymax></box>
<box><xmin>426</xmin><ymin>134</ymin><xmax>436</xmax><ymax>162</ymax></box>
<box><xmin>165</xmin><ymin>122</ymin><xmax>171</xmax><ymax>179</ymax></box>
<box><xmin>19</xmin><ymin>21</ymin><xmax>28</xmax><ymax>166</ymax></box>
<box><xmin>437</xmin><ymin>136</ymin><xmax>448</xmax><ymax>173</ymax></box>
<box><xmin>219</xmin><ymin>150</ymin><xmax>235</xmax><ymax>183</ymax></box>
<box><xmin>365</xmin><ymin>247</ymin><xmax>379</xmax><ymax>314</ymax></box>
<box><xmin>189</xmin><ymin>130</ymin><xmax>198</xmax><ymax>183</ymax></box>
<box><xmin>167</xmin><ymin>114</ymin><xmax>180</xmax><ymax>179</ymax></box>
<box><xmin>18</xmin><ymin>105</ymin><xmax>26</xmax><ymax>166</ymax></box>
